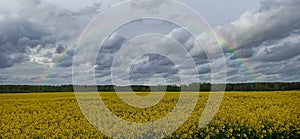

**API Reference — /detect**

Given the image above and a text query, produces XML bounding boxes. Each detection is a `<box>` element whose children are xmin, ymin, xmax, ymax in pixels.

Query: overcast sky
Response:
<box><xmin>0</xmin><ymin>0</ymin><xmax>299</xmax><ymax>85</ymax></box>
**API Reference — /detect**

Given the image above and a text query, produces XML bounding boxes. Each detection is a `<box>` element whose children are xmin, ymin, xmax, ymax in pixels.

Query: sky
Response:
<box><xmin>0</xmin><ymin>0</ymin><xmax>299</xmax><ymax>85</ymax></box>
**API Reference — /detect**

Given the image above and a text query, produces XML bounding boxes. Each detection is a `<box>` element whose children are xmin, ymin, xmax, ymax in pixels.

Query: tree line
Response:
<box><xmin>0</xmin><ymin>82</ymin><xmax>299</xmax><ymax>93</ymax></box>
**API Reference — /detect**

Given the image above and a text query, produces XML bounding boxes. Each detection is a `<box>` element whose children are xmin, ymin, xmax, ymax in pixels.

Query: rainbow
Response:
<box><xmin>41</xmin><ymin>18</ymin><xmax>257</xmax><ymax>85</ymax></box>
<box><xmin>218</xmin><ymin>34</ymin><xmax>258</xmax><ymax>82</ymax></box>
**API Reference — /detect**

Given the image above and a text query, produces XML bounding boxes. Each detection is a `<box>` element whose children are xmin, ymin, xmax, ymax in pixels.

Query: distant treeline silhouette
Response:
<box><xmin>0</xmin><ymin>82</ymin><xmax>299</xmax><ymax>93</ymax></box>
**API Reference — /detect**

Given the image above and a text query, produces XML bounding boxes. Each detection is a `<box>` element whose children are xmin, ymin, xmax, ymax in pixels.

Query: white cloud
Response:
<box><xmin>219</xmin><ymin>0</ymin><xmax>300</xmax><ymax>50</ymax></box>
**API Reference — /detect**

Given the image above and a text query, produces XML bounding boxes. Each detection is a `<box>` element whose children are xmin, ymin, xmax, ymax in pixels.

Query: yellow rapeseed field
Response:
<box><xmin>0</xmin><ymin>91</ymin><xmax>299</xmax><ymax>138</ymax></box>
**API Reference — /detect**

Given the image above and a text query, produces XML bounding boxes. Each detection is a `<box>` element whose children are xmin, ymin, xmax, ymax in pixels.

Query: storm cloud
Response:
<box><xmin>0</xmin><ymin>0</ymin><xmax>101</xmax><ymax>68</ymax></box>
<box><xmin>0</xmin><ymin>0</ymin><xmax>299</xmax><ymax>84</ymax></box>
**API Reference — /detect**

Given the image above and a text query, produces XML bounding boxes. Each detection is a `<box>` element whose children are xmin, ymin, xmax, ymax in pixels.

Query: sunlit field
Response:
<box><xmin>1</xmin><ymin>91</ymin><xmax>299</xmax><ymax>138</ymax></box>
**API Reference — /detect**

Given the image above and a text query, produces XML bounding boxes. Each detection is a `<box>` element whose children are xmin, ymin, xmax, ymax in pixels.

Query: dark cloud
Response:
<box><xmin>197</xmin><ymin>65</ymin><xmax>211</xmax><ymax>75</ymax></box>
<box><xmin>56</xmin><ymin>44</ymin><xmax>65</xmax><ymax>54</ymax></box>
<box><xmin>259</xmin><ymin>45</ymin><xmax>300</xmax><ymax>62</ymax></box>
<box><xmin>0</xmin><ymin>0</ymin><xmax>101</xmax><ymax>69</ymax></box>
<box><xmin>130</xmin><ymin>54</ymin><xmax>178</xmax><ymax>78</ymax></box>
<box><xmin>0</xmin><ymin>17</ymin><xmax>52</xmax><ymax>68</ymax></box>
<box><xmin>54</xmin><ymin>50</ymin><xmax>75</xmax><ymax>67</ymax></box>
<box><xmin>167</xmin><ymin>28</ymin><xmax>191</xmax><ymax>44</ymax></box>
<box><xmin>0</xmin><ymin>18</ymin><xmax>46</xmax><ymax>47</ymax></box>
<box><xmin>100</xmin><ymin>33</ymin><xmax>127</xmax><ymax>53</ymax></box>
<box><xmin>230</xmin><ymin>48</ymin><xmax>254</xmax><ymax>60</ymax></box>
<box><xmin>250</xmin><ymin>58</ymin><xmax>300</xmax><ymax>82</ymax></box>
<box><xmin>0</xmin><ymin>52</ymin><xmax>13</xmax><ymax>68</ymax></box>
<box><xmin>259</xmin><ymin>0</ymin><xmax>280</xmax><ymax>11</ymax></box>
<box><xmin>55</xmin><ymin>56</ymin><xmax>73</xmax><ymax>67</ymax></box>
<box><xmin>256</xmin><ymin>34</ymin><xmax>300</xmax><ymax>62</ymax></box>
<box><xmin>94</xmin><ymin>33</ymin><xmax>127</xmax><ymax>76</ymax></box>
<box><xmin>1</xmin><ymin>0</ymin><xmax>300</xmax><ymax>84</ymax></box>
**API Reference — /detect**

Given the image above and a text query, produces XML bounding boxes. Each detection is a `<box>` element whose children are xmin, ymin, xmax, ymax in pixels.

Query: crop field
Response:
<box><xmin>0</xmin><ymin>91</ymin><xmax>300</xmax><ymax>138</ymax></box>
